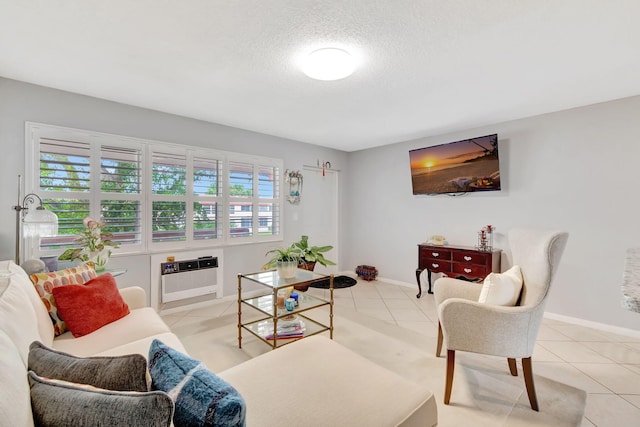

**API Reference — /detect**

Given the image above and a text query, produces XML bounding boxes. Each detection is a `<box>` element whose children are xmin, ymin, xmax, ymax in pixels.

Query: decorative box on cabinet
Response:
<box><xmin>415</xmin><ymin>244</ymin><xmax>500</xmax><ymax>298</ymax></box>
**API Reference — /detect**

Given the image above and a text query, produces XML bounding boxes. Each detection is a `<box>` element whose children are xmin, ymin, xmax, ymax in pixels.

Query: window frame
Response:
<box><xmin>25</xmin><ymin>122</ymin><xmax>284</xmax><ymax>260</ymax></box>
<box><xmin>225</xmin><ymin>153</ymin><xmax>282</xmax><ymax>243</ymax></box>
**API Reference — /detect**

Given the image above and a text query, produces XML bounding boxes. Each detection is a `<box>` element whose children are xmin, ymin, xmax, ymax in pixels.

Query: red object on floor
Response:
<box><xmin>356</xmin><ymin>265</ymin><xmax>378</xmax><ymax>281</ymax></box>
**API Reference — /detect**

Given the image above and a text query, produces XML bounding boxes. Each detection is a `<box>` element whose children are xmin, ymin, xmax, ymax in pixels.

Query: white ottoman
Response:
<box><xmin>219</xmin><ymin>335</ymin><xmax>437</xmax><ymax>427</ymax></box>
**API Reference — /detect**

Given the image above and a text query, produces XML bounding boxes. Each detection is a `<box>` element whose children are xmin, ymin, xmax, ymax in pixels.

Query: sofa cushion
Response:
<box><xmin>52</xmin><ymin>273</ymin><xmax>130</xmax><ymax>337</ymax></box>
<box><xmin>9</xmin><ymin>262</ymin><xmax>55</xmax><ymax>346</ymax></box>
<box><xmin>0</xmin><ymin>273</ymin><xmax>42</xmax><ymax>366</ymax></box>
<box><xmin>53</xmin><ymin>306</ymin><xmax>172</xmax><ymax>356</ymax></box>
<box><xmin>478</xmin><ymin>265</ymin><xmax>523</xmax><ymax>306</ymax></box>
<box><xmin>28</xmin><ymin>341</ymin><xmax>148</xmax><ymax>392</ymax></box>
<box><xmin>0</xmin><ymin>271</ymin><xmax>11</xmax><ymax>292</ymax></box>
<box><xmin>28</xmin><ymin>371</ymin><xmax>173</xmax><ymax>427</ymax></box>
<box><xmin>0</xmin><ymin>330</ymin><xmax>34</xmax><ymax>427</ymax></box>
<box><xmin>29</xmin><ymin>264</ymin><xmax>97</xmax><ymax>335</ymax></box>
<box><xmin>94</xmin><ymin>332</ymin><xmax>187</xmax><ymax>358</ymax></box>
<box><xmin>149</xmin><ymin>339</ymin><xmax>246</xmax><ymax>427</ymax></box>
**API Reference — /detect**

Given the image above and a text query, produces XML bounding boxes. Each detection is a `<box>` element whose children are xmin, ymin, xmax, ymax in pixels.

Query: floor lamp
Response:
<box><xmin>13</xmin><ymin>175</ymin><xmax>58</xmax><ymax>265</ymax></box>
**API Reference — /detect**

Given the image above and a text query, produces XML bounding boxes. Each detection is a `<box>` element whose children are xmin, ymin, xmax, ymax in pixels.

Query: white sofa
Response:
<box><xmin>0</xmin><ymin>261</ymin><xmax>437</xmax><ymax>426</ymax></box>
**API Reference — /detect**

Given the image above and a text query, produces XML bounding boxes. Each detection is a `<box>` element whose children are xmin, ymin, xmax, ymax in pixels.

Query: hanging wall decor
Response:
<box><xmin>317</xmin><ymin>160</ymin><xmax>332</xmax><ymax>176</ymax></box>
<box><xmin>285</xmin><ymin>170</ymin><xmax>303</xmax><ymax>204</ymax></box>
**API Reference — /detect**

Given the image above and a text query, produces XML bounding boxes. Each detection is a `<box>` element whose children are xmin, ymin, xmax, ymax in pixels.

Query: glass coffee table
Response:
<box><xmin>237</xmin><ymin>269</ymin><xmax>334</xmax><ymax>349</ymax></box>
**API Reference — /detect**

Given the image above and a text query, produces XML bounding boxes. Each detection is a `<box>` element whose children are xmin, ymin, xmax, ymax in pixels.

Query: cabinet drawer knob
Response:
<box><xmin>432</xmin><ymin>252</ymin><xmax>439</xmax><ymax>257</ymax></box>
<box><xmin>432</xmin><ymin>263</ymin><xmax>439</xmax><ymax>268</ymax></box>
<box><xmin>464</xmin><ymin>256</ymin><xmax>472</xmax><ymax>261</ymax></box>
<box><xmin>464</xmin><ymin>268</ymin><xmax>472</xmax><ymax>273</ymax></box>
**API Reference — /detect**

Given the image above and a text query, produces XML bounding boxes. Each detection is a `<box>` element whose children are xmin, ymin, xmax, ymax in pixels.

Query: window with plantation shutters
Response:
<box><xmin>227</xmin><ymin>161</ymin><xmax>280</xmax><ymax>239</ymax></box>
<box><xmin>193</xmin><ymin>157</ymin><xmax>222</xmax><ymax>241</ymax></box>
<box><xmin>100</xmin><ymin>146</ymin><xmax>143</xmax><ymax>246</ymax></box>
<box><xmin>40</xmin><ymin>138</ymin><xmax>91</xmax><ymax>192</ymax></box>
<box><xmin>229</xmin><ymin>161</ymin><xmax>253</xmax><ymax>237</ymax></box>
<box><xmin>38</xmin><ymin>137</ymin><xmax>91</xmax><ymax>249</ymax></box>
<box><xmin>34</xmin><ymin>132</ymin><xmax>144</xmax><ymax>252</ymax></box>
<box><xmin>27</xmin><ymin>122</ymin><xmax>283</xmax><ymax>259</ymax></box>
<box><xmin>151</xmin><ymin>151</ymin><xmax>187</xmax><ymax>243</ymax></box>
<box><xmin>258</xmin><ymin>164</ymin><xmax>279</xmax><ymax>237</ymax></box>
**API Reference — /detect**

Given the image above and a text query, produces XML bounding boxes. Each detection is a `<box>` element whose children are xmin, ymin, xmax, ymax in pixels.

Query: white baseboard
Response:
<box><xmin>159</xmin><ymin>274</ymin><xmax>640</xmax><ymax>339</ymax></box>
<box><xmin>378</xmin><ymin>275</ymin><xmax>640</xmax><ymax>339</ymax></box>
<box><xmin>543</xmin><ymin>312</ymin><xmax>640</xmax><ymax>339</ymax></box>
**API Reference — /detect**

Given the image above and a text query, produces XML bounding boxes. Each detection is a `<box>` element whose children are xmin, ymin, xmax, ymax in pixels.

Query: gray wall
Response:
<box><xmin>3</xmin><ymin>77</ymin><xmax>639</xmax><ymax>331</ymax></box>
<box><xmin>0</xmin><ymin>77</ymin><xmax>349</xmax><ymax>298</ymax></box>
<box><xmin>345</xmin><ymin>95</ymin><xmax>640</xmax><ymax>331</ymax></box>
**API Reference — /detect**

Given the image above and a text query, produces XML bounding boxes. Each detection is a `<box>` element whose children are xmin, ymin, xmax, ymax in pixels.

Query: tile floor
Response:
<box><xmin>162</xmin><ymin>279</ymin><xmax>640</xmax><ymax>427</ymax></box>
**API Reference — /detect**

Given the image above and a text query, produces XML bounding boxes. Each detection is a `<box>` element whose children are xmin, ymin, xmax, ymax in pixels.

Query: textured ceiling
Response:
<box><xmin>1</xmin><ymin>1</ymin><xmax>639</xmax><ymax>152</ymax></box>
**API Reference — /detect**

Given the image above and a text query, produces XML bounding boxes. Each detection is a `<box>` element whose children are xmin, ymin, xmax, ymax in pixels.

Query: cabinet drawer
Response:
<box><xmin>426</xmin><ymin>261</ymin><xmax>452</xmax><ymax>273</ymax></box>
<box><xmin>422</xmin><ymin>249</ymin><xmax>452</xmax><ymax>261</ymax></box>
<box><xmin>452</xmin><ymin>263</ymin><xmax>486</xmax><ymax>278</ymax></box>
<box><xmin>452</xmin><ymin>251</ymin><xmax>487</xmax><ymax>265</ymax></box>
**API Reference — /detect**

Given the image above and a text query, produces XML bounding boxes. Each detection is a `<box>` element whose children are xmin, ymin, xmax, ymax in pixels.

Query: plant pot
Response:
<box><xmin>276</xmin><ymin>260</ymin><xmax>297</xmax><ymax>279</ymax></box>
<box><xmin>298</xmin><ymin>261</ymin><xmax>316</xmax><ymax>271</ymax></box>
<box><xmin>293</xmin><ymin>261</ymin><xmax>316</xmax><ymax>292</ymax></box>
<box><xmin>294</xmin><ymin>261</ymin><xmax>316</xmax><ymax>291</ymax></box>
<box><xmin>88</xmin><ymin>249</ymin><xmax>110</xmax><ymax>272</ymax></box>
<box><xmin>40</xmin><ymin>256</ymin><xmax>59</xmax><ymax>273</ymax></box>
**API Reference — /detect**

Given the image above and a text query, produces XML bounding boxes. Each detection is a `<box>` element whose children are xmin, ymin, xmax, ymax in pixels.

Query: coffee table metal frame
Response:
<box><xmin>237</xmin><ymin>269</ymin><xmax>334</xmax><ymax>349</ymax></box>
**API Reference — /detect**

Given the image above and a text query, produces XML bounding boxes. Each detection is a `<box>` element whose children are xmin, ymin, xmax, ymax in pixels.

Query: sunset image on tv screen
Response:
<box><xmin>409</xmin><ymin>134</ymin><xmax>500</xmax><ymax>195</ymax></box>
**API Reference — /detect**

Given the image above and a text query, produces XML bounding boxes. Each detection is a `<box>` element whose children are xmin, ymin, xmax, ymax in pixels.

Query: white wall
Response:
<box><xmin>345</xmin><ymin>95</ymin><xmax>640</xmax><ymax>331</ymax></box>
<box><xmin>0</xmin><ymin>77</ymin><xmax>348</xmax><ymax>299</ymax></box>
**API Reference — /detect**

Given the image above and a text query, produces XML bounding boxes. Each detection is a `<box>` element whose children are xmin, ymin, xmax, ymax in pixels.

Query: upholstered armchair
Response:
<box><xmin>434</xmin><ymin>228</ymin><xmax>569</xmax><ymax>411</ymax></box>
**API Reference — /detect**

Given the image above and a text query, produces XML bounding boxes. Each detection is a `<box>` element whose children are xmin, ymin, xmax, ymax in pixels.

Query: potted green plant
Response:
<box><xmin>58</xmin><ymin>217</ymin><xmax>119</xmax><ymax>271</ymax></box>
<box><xmin>262</xmin><ymin>244</ymin><xmax>302</xmax><ymax>278</ymax></box>
<box><xmin>292</xmin><ymin>235</ymin><xmax>336</xmax><ymax>271</ymax></box>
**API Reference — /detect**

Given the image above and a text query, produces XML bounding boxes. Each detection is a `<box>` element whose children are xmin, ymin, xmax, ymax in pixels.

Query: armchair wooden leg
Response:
<box><xmin>444</xmin><ymin>350</ymin><xmax>455</xmax><ymax>405</ymax></box>
<box><xmin>522</xmin><ymin>357</ymin><xmax>539</xmax><ymax>411</ymax></box>
<box><xmin>508</xmin><ymin>358</ymin><xmax>518</xmax><ymax>376</ymax></box>
<box><xmin>436</xmin><ymin>322</ymin><xmax>443</xmax><ymax>357</ymax></box>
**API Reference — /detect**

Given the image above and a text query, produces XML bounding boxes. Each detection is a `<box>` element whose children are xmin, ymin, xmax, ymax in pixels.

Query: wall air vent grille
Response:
<box><xmin>160</xmin><ymin>256</ymin><xmax>220</xmax><ymax>303</ymax></box>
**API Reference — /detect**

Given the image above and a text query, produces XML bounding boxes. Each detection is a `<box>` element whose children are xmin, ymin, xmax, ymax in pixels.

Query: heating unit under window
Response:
<box><xmin>160</xmin><ymin>256</ymin><xmax>220</xmax><ymax>303</ymax></box>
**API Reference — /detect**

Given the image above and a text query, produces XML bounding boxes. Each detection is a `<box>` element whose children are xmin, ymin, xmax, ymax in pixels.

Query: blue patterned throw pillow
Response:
<box><xmin>148</xmin><ymin>339</ymin><xmax>246</xmax><ymax>427</ymax></box>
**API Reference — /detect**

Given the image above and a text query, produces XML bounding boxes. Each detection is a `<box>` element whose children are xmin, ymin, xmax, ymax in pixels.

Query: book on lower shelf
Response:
<box><xmin>264</xmin><ymin>319</ymin><xmax>306</xmax><ymax>340</ymax></box>
<box><xmin>266</xmin><ymin>333</ymin><xmax>303</xmax><ymax>340</ymax></box>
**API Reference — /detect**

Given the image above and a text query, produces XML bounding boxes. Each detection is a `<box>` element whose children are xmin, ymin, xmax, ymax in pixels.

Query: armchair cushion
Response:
<box><xmin>478</xmin><ymin>265</ymin><xmax>523</xmax><ymax>306</ymax></box>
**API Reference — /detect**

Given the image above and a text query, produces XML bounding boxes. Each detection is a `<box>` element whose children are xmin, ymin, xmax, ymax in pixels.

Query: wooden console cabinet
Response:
<box><xmin>415</xmin><ymin>244</ymin><xmax>500</xmax><ymax>298</ymax></box>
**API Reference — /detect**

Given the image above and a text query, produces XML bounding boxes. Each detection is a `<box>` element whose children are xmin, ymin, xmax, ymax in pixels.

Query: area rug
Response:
<box><xmin>171</xmin><ymin>305</ymin><xmax>586</xmax><ymax>427</ymax></box>
<box><xmin>309</xmin><ymin>275</ymin><xmax>357</xmax><ymax>289</ymax></box>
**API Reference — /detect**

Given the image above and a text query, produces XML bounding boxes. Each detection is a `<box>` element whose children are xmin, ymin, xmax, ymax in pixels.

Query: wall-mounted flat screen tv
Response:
<box><xmin>409</xmin><ymin>134</ymin><xmax>500</xmax><ymax>195</ymax></box>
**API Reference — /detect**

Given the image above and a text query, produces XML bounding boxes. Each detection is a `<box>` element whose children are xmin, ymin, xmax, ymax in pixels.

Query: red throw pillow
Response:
<box><xmin>52</xmin><ymin>274</ymin><xmax>130</xmax><ymax>338</ymax></box>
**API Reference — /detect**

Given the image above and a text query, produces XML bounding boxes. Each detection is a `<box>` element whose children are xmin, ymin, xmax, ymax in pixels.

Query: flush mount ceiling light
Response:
<box><xmin>302</xmin><ymin>48</ymin><xmax>356</xmax><ymax>81</ymax></box>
